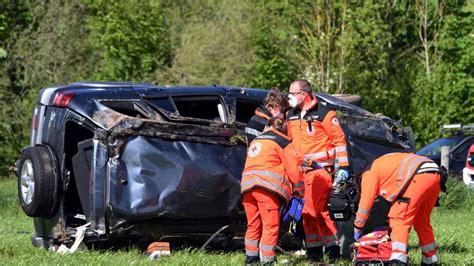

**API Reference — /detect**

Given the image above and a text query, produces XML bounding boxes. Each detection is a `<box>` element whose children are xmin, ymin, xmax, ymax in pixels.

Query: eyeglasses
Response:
<box><xmin>288</xmin><ymin>91</ymin><xmax>304</xmax><ymax>96</ymax></box>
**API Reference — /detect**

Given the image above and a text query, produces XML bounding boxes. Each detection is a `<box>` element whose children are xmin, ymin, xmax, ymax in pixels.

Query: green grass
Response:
<box><xmin>1</xmin><ymin>177</ymin><xmax>474</xmax><ymax>265</ymax></box>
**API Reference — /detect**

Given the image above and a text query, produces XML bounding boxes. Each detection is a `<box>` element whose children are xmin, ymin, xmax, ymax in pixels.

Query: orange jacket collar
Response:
<box><xmin>302</xmin><ymin>96</ymin><xmax>317</xmax><ymax>113</ymax></box>
<box><xmin>267</xmin><ymin>128</ymin><xmax>291</xmax><ymax>141</ymax></box>
<box><xmin>255</xmin><ymin>106</ymin><xmax>272</xmax><ymax>120</ymax></box>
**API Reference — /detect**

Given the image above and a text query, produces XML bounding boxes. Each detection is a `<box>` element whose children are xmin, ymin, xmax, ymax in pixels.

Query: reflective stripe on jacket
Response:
<box><xmin>286</xmin><ymin>98</ymin><xmax>349</xmax><ymax>167</ymax></box>
<box><xmin>354</xmin><ymin>153</ymin><xmax>436</xmax><ymax>229</ymax></box>
<box><xmin>245</xmin><ymin>106</ymin><xmax>272</xmax><ymax>146</ymax></box>
<box><xmin>241</xmin><ymin>129</ymin><xmax>305</xmax><ymax>203</ymax></box>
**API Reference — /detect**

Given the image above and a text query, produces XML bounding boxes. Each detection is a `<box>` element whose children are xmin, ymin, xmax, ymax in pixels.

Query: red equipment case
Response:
<box><xmin>353</xmin><ymin>230</ymin><xmax>392</xmax><ymax>265</ymax></box>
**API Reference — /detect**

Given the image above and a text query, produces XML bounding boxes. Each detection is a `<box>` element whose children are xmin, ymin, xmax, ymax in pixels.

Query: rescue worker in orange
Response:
<box><xmin>241</xmin><ymin>117</ymin><xmax>305</xmax><ymax>265</ymax></box>
<box><xmin>354</xmin><ymin>152</ymin><xmax>441</xmax><ymax>265</ymax></box>
<box><xmin>286</xmin><ymin>79</ymin><xmax>349</xmax><ymax>261</ymax></box>
<box><xmin>245</xmin><ymin>88</ymin><xmax>289</xmax><ymax>146</ymax></box>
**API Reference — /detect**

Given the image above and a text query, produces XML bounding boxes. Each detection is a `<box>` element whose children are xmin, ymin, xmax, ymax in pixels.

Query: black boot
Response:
<box><xmin>307</xmin><ymin>246</ymin><xmax>323</xmax><ymax>262</ymax></box>
<box><xmin>325</xmin><ymin>245</ymin><xmax>341</xmax><ymax>260</ymax></box>
<box><xmin>245</xmin><ymin>255</ymin><xmax>259</xmax><ymax>265</ymax></box>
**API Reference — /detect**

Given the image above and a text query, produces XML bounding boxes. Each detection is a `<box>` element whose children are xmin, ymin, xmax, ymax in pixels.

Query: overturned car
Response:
<box><xmin>16</xmin><ymin>82</ymin><xmax>414</xmax><ymax>249</ymax></box>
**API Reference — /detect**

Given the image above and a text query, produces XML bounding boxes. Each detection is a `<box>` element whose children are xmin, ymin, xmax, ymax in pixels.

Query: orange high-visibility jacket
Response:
<box><xmin>354</xmin><ymin>153</ymin><xmax>438</xmax><ymax>229</ymax></box>
<box><xmin>245</xmin><ymin>106</ymin><xmax>272</xmax><ymax>146</ymax></box>
<box><xmin>241</xmin><ymin>129</ymin><xmax>305</xmax><ymax>203</ymax></box>
<box><xmin>286</xmin><ymin>98</ymin><xmax>349</xmax><ymax>167</ymax></box>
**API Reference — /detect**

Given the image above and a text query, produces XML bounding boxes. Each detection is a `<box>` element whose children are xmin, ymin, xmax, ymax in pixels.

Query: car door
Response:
<box><xmin>451</xmin><ymin>136</ymin><xmax>474</xmax><ymax>176</ymax></box>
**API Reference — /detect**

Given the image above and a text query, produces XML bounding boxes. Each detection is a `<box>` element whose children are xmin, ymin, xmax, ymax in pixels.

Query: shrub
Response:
<box><xmin>438</xmin><ymin>178</ymin><xmax>474</xmax><ymax>210</ymax></box>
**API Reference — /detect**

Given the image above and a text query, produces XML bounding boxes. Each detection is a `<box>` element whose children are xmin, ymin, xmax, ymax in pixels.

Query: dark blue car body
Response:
<box><xmin>17</xmin><ymin>82</ymin><xmax>414</xmax><ymax>249</ymax></box>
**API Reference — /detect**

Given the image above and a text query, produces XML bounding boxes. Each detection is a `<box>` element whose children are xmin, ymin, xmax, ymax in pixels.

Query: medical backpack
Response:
<box><xmin>327</xmin><ymin>181</ymin><xmax>359</xmax><ymax>221</ymax></box>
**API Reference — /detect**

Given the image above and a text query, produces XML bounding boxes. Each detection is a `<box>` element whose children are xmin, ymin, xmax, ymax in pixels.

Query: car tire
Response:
<box><xmin>17</xmin><ymin>146</ymin><xmax>60</xmax><ymax>218</ymax></box>
<box><xmin>332</xmin><ymin>94</ymin><xmax>362</xmax><ymax>107</ymax></box>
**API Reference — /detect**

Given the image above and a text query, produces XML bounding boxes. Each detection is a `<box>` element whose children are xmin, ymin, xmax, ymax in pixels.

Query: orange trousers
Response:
<box><xmin>302</xmin><ymin>169</ymin><xmax>338</xmax><ymax>249</ymax></box>
<box><xmin>389</xmin><ymin>172</ymin><xmax>440</xmax><ymax>264</ymax></box>
<box><xmin>243</xmin><ymin>188</ymin><xmax>281</xmax><ymax>263</ymax></box>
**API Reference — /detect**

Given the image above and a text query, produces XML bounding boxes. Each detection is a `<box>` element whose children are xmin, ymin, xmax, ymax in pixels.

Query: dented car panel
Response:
<box><xmin>21</xmin><ymin>82</ymin><xmax>414</xmax><ymax>249</ymax></box>
<box><xmin>92</xmin><ymin>114</ymin><xmax>249</xmax><ymax>237</ymax></box>
<box><xmin>107</xmin><ymin>137</ymin><xmax>245</xmax><ymax>226</ymax></box>
<box><xmin>340</xmin><ymin>115</ymin><xmax>414</xmax><ymax>176</ymax></box>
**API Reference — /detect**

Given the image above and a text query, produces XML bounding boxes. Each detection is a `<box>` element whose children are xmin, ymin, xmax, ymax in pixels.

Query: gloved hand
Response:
<box><xmin>354</xmin><ymin>228</ymin><xmax>362</xmax><ymax>242</ymax></box>
<box><xmin>334</xmin><ymin>167</ymin><xmax>350</xmax><ymax>185</ymax></box>
<box><xmin>300</xmin><ymin>159</ymin><xmax>322</xmax><ymax>173</ymax></box>
<box><xmin>311</xmin><ymin>161</ymin><xmax>322</xmax><ymax>170</ymax></box>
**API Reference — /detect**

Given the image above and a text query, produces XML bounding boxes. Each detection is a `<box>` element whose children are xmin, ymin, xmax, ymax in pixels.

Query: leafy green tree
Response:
<box><xmin>409</xmin><ymin>1</ymin><xmax>473</xmax><ymax>147</ymax></box>
<box><xmin>0</xmin><ymin>1</ymin><xmax>92</xmax><ymax>174</ymax></box>
<box><xmin>84</xmin><ymin>0</ymin><xmax>172</xmax><ymax>81</ymax></box>
<box><xmin>156</xmin><ymin>0</ymin><xmax>256</xmax><ymax>86</ymax></box>
<box><xmin>246</xmin><ymin>1</ymin><xmax>299</xmax><ymax>90</ymax></box>
<box><xmin>0</xmin><ymin>0</ymin><xmax>31</xmax><ymax>55</ymax></box>
<box><xmin>289</xmin><ymin>1</ymin><xmax>405</xmax><ymax>120</ymax></box>
<box><xmin>344</xmin><ymin>1</ymin><xmax>418</xmax><ymax>120</ymax></box>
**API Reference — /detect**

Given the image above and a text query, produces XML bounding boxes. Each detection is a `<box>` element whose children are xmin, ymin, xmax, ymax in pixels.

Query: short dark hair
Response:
<box><xmin>263</xmin><ymin>87</ymin><xmax>289</xmax><ymax>112</ymax></box>
<box><xmin>291</xmin><ymin>79</ymin><xmax>312</xmax><ymax>94</ymax></box>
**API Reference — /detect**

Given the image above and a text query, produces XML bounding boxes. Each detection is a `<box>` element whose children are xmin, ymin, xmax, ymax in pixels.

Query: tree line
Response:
<box><xmin>0</xmin><ymin>0</ymin><xmax>472</xmax><ymax>175</ymax></box>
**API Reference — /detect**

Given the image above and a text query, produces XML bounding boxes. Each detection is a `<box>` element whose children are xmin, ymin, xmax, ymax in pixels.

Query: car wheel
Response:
<box><xmin>332</xmin><ymin>94</ymin><xmax>362</xmax><ymax>107</ymax></box>
<box><xmin>17</xmin><ymin>146</ymin><xmax>59</xmax><ymax>218</ymax></box>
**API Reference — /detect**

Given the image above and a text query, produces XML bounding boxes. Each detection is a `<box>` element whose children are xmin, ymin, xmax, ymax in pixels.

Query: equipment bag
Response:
<box><xmin>282</xmin><ymin>197</ymin><xmax>304</xmax><ymax>223</ymax></box>
<box><xmin>353</xmin><ymin>229</ymin><xmax>392</xmax><ymax>264</ymax></box>
<box><xmin>327</xmin><ymin>182</ymin><xmax>359</xmax><ymax>221</ymax></box>
<box><xmin>280</xmin><ymin>197</ymin><xmax>305</xmax><ymax>239</ymax></box>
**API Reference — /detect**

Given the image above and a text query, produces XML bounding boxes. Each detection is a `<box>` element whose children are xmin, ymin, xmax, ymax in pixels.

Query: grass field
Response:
<box><xmin>1</xmin><ymin>176</ymin><xmax>474</xmax><ymax>265</ymax></box>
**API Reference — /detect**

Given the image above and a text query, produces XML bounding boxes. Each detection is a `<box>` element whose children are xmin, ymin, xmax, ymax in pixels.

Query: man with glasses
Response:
<box><xmin>286</xmin><ymin>79</ymin><xmax>350</xmax><ymax>262</ymax></box>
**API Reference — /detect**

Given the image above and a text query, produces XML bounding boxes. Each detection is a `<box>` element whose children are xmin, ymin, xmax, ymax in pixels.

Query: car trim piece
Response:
<box><xmin>90</xmin><ymin>139</ymin><xmax>107</xmax><ymax>235</ymax></box>
<box><xmin>39</xmin><ymin>87</ymin><xmax>60</xmax><ymax>105</ymax></box>
<box><xmin>30</xmin><ymin>107</ymin><xmax>38</xmax><ymax>146</ymax></box>
<box><xmin>34</xmin><ymin>106</ymin><xmax>47</xmax><ymax>145</ymax></box>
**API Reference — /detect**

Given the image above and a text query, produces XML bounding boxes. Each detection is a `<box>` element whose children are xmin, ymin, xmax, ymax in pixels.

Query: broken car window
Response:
<box><xmin>145</xmin><ymin>97</ymin><xmax>177</xmax><ymax>114</ymax></box>
<box><xmin>171</xmin><ymin>95</ymin><xmax>224</xmax><ymax>121</ymax></box>
<box><xmin>235</xmin><ymin>99</ymin><xmax>260</xmax><ymax>123</ymax></box>
<box><xmin>99</xmin><ymin>100</ymin><xmax>156</xmax><ymax>119</ymax></box>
